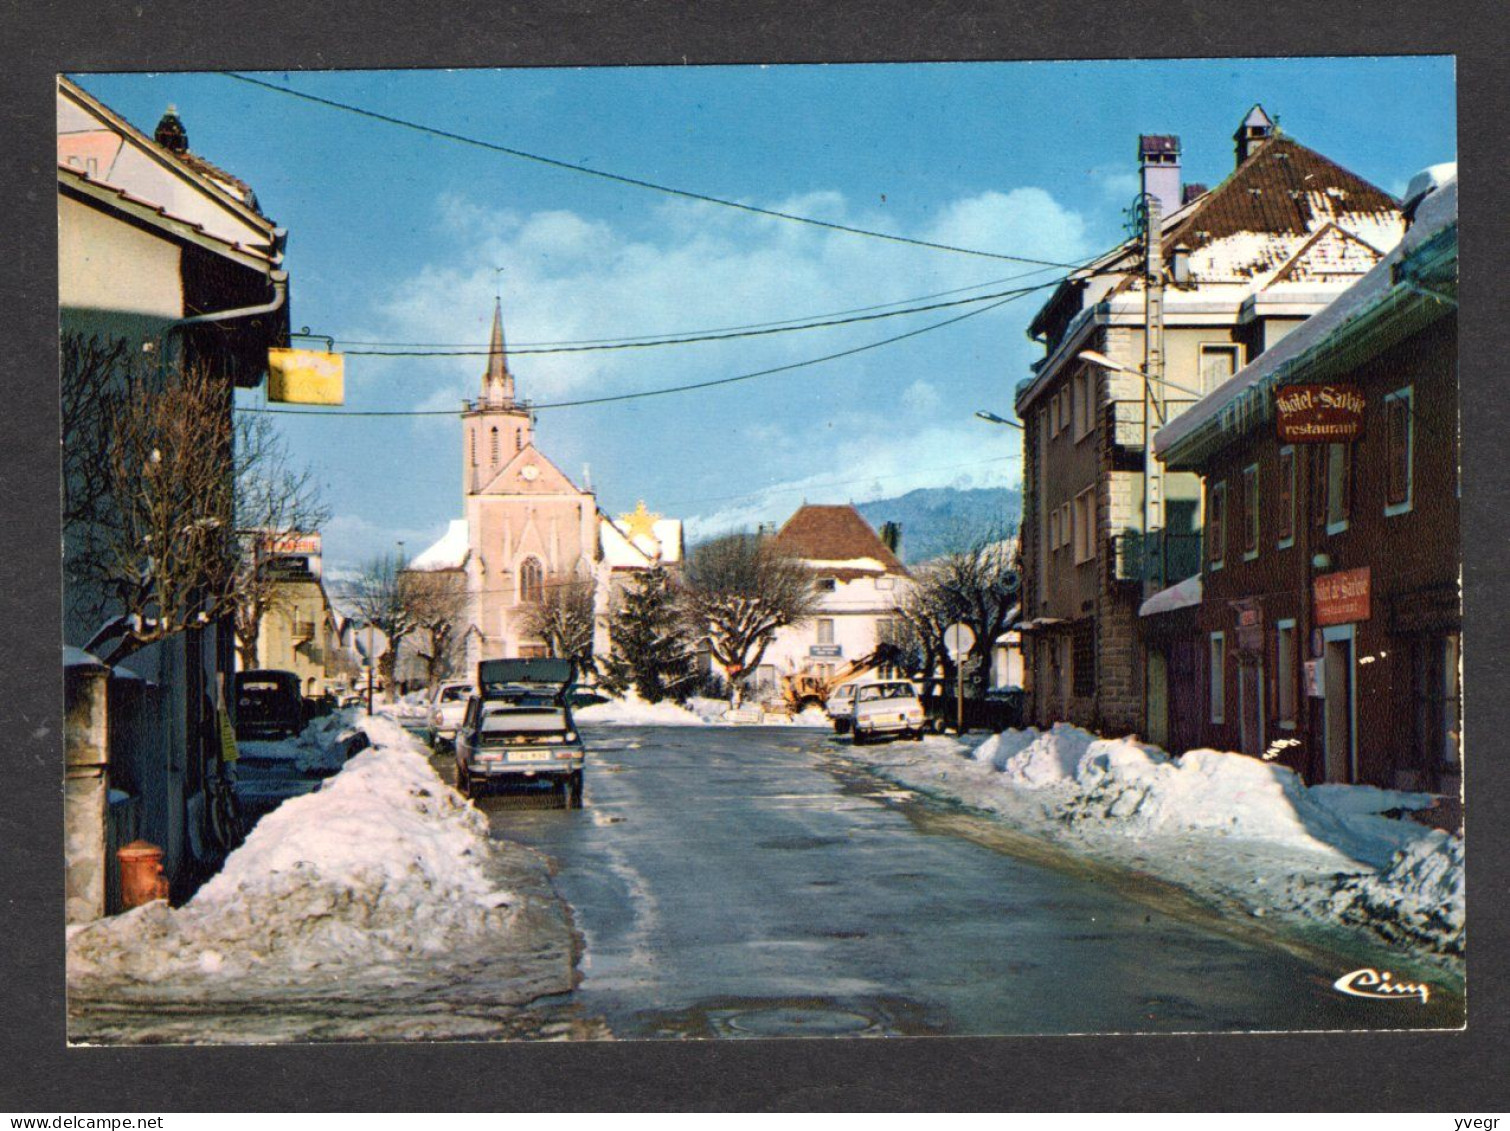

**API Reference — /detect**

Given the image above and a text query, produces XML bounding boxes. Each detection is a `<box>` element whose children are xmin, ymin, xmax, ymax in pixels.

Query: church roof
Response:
<box><xmin>486</xmin><ymin>297</ymin><xmax>509</xmax><ymax>389</ymax></box>
<box><xmin>409</xmin><ymin>518</ymin><xmax>470</xmax><ymax>571</ymax></box>
<box><xmin>474</xmin><ymin>443</ymin><xmax>585</xmax><ymax>497</ymax></box>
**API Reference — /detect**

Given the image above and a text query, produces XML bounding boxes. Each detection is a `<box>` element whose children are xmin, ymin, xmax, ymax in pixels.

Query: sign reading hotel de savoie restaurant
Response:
<box><xmin>1275</xmin><ymin>383</ymin><xmax>1366</xmax><ymax>443</ymax></box>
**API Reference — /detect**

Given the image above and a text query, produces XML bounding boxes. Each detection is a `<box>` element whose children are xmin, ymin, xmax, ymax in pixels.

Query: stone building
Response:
<box><xmin>1015</xmin><ymin>106</ymin><xmax>1404</xmax><ymax>738</ymax></box>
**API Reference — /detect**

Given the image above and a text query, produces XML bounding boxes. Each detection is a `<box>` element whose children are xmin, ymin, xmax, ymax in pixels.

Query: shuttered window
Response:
<box><xmin>1385</xmin><ymin>387</ymin><xmax>1414</xmax><ymax>514</ymax></box>
<box><xmin>1242</xmin><ymin>463</ymin><xmax>1260</xmax><ymax>560</ymax></box>
<box><xmin>1207</xmin><ymin>480</ymin><xmax>1226</xmax><ymax>568</ymax></box>
<box><xmin>1277</xmin><ymin>447</ymin><xmax>1296</xmax><ymax>546</ymax></box>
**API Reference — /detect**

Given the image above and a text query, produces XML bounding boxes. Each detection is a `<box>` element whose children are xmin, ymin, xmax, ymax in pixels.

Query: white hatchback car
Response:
<box><xmin>428</xmin><ymin>680</ymin><xmax>476</xmax><ymax>746</ymax></box>
<box><xmin>825</xmin><ymin>683</ymin><xmax>859</xmax><ymax>734</ymax></box>
<box><xmin>850</xmin><ymin>679</ymin><xmax>927</xmax><ymax>744</ymax></box>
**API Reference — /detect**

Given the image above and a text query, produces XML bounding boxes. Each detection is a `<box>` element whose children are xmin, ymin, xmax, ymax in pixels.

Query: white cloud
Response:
<box><xmin>323</xmin><ymin>512</ymin><xmax>454</xmax><ymax>571</ymax></box>
<box><xmin>901</xmin><ymin>379</ymin><xmax>940</xmax><ymax>414</ymax></box>
<box><xmin>682</xmin><ymin>421</ymin><xmax>1022</xmax><ymax>539</ymax></box>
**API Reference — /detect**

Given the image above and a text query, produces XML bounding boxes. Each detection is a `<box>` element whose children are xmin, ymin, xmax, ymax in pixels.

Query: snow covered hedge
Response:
<box><xmin>68</xmin><ymin>716</ymin><xmax>574</xmax><ymax>1008</ymax></box>
<box><xmin>856</xmin><ymin>723</ymin><xmax>1464</xmax><ymax>962</ymax></box>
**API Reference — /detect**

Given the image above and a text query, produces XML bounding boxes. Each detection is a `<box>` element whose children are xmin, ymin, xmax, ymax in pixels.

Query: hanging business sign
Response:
<box><xmin>1231</xmin><ymin>597</ymin><xmax>1263</xmax><ymax>652</ymax></box>
<box><xmin>1274</xmin><ymin>384</ymin><xmax>1365</xmax><ymax>443</ymax></box>
<box><xmin>1314</xmin><ymin>567</ymin><xmax>1371</xmax><ymax>627</ymax></box>
<box><xmin>268</xmin><ymin>348</ymin><xmax>345</xmax><ymax>406</ymax></box>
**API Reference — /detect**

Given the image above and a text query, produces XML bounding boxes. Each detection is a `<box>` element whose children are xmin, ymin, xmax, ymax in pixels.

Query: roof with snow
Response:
<box><xmin>772</xmin><ymin>505</ymin><xmax>908</xmax><ymax>577</ymax></box>
<box><xmin>601</xmin><ymin>513</ymin><xmax>684</xmax><ymax>568</ymax></box>
<box><xmin>409</xmin><ymin>519</ymin><xmax>470</xmax><ymax>571</ymax></box>
<box><xmin>1139</xmin><ymin>573</ymin><xmax>1203</xmax><ymax>617</ymax></box>
<box><xmin>1158</xmin><ymin>169</ymin><xmax>1456</xmax><ymax>466</ymax></box>
<box><xmin>1021</xmin><ymin>128</ymin><xmax>1402</xmax><ymax>412</ymax></box>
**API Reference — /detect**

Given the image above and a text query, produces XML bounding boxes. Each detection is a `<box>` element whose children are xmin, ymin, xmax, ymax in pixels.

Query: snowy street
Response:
<box><xmin>459</xmin><ymin>723</ymin><xmax>1462</xmax><ymax>1038</ymax></box>
<box><xmin>66</xmin><ymin>710</ymin><xmax>1463</xmax><ymax>1043</ymax></box>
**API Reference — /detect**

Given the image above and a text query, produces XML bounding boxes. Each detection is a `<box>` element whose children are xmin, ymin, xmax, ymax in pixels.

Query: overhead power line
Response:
<box><xmin>340</xmin><ymin>278</ymin><xmax>1061</xmax><ymax>357</ymax></box>
<box><xmin>328</xmin><ymin>265</ymin><xmax>1061</xmax><ymax>349</ymax></box>
<box><xmin>222</xmin><ymin>72</ymin><xmax>1084</xmax><ymax>269</ymax></box>
<box><xmin>242</xmin><ymin>277</ymin><xmax>1056</xmax><ymax>418</ymax></box>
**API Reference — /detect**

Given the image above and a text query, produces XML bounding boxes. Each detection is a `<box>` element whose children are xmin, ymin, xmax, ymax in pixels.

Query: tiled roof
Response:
<box><xmin>1164</xmin><ymin>135</ymin><xmax>1397</xmax><ymax>252</ymax></box>
<box><xmin>176</xmin><ymin>149</ymin><xmax>262</xmax><ymax>214</ymax></box>
<box><xmin>772</xmin><ymin>505</ymin><xmax>907</xmax><ymax>575</ymax></box>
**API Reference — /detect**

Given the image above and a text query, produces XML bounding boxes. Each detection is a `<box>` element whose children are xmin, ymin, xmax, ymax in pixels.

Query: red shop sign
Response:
<box><xmin>1275</xmin><ymin>384</ymin><xmax>1366</xmax><ymax>443</ymax></box>
<box><xmin>1314</xmin><ymin>567</ymin><xmax>1371</xmax><ymax>627</ymax></box>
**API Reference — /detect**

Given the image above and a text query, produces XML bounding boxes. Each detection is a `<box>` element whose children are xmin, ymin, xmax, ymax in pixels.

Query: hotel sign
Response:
<box><xmin>1314</xmin><ymin>567</ymin><xmax>1371</xmax><ymax>627</ymax></box>
<box><xmin>1275</xmin><ymin>384</ymin><xmax>1365</xmax><ymax>443</ymax></box>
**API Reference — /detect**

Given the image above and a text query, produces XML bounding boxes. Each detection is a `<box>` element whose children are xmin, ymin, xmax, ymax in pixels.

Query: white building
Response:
<box><xmin>753</xmin><ymin>505</ymin><xmax>912</xmax><ymax>696</ymax></box>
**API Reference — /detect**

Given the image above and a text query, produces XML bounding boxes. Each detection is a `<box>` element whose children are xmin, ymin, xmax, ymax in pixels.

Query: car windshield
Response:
<box><xmin>858</xmin><ymin>683</ymin><xmax>915</xmax><ymax>702</ymax></box>
<box><xmin>440</xmin><ymin>686</ymin><xmax>471</xmax><ymax>703</ymax></box>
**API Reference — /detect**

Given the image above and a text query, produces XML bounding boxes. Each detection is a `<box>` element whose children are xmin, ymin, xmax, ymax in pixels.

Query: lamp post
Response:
<box><xmin>974</xmin><ymin>409</ymin><xmax>1024</xmax><ymax>431</ymax></box>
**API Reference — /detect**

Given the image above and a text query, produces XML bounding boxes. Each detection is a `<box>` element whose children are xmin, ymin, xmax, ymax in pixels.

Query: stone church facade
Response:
<box><xmin>411</xmin><ymin>299</ymin><xmax>682</xmax><ymax>676</ymax></box>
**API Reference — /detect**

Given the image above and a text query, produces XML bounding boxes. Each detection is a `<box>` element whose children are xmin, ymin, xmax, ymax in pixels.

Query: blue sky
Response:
<box><xmin>72</xmin><ymin>59</ymin><xmax>1455</xmax><ymax>572</ymax></box>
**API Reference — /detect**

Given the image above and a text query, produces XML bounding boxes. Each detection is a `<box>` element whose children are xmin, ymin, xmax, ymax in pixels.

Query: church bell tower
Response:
<box><xmin>462</xmin><ymin>297</ymin><xmax>534</xmax><ymax>494</ymax></box>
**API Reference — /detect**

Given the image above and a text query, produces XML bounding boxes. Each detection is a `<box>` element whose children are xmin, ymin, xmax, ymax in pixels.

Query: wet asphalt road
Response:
<box><xmin>445</xmin><ymin>725</ymin><xmax>1461</xmax><ymax>1039</ymax></box>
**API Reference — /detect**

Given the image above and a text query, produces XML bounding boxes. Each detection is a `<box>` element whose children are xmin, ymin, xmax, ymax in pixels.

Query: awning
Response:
<box><xmin>1139</xmin><ymin>574</ymin><xmax>1203</xmax><ymax>618</ymax></box>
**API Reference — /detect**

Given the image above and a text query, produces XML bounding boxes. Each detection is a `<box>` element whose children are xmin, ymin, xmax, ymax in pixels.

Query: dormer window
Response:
<box><xmin>816</xmin><ymin>577</ymin><xmax>837</xmax><ymax>592</ymax></box>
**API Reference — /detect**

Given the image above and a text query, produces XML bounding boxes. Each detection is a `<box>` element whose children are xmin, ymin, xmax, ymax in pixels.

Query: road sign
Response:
<box><xmin>943</xmin><ymin>623</ymin><xmax>976</xmax><ymax>659</ymax></box>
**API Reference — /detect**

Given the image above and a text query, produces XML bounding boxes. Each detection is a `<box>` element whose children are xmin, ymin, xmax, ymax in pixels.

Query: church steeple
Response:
<box><xmin>482</xmin><ymin>297</ymin><xmax>514</xmax><ymax>406</ymax></box>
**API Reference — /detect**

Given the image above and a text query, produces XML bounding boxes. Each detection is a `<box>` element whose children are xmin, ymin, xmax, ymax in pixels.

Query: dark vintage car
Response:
<box><xmin>455</xmin><ymin>658</ymin><xmax>585</xmax><ymax>806</ymax></box>
<box><xmin>234</xmin><ymin>669</ymin><xmax>307</xmax><ymax>740</ymax></box>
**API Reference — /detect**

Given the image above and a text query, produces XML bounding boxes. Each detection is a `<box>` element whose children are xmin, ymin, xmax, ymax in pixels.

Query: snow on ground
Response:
<box><xmin>68</xmin><ymin>715</ymin><xmax>585</xmax><ymax>1043</ymax></box>
<box><xmin>575</xmin><ymin>693</ymin><xmax>830</xmax><ymax>728</ymax></box>
<box><xmin>237</xmin><ymin>711</ymin><xmax>366</xmax><ymax>775</ymax></box>
<box><xmin>851</xmin><ymin>723</ymin><xmax>1464</xmax><ymax>966</ymax></box>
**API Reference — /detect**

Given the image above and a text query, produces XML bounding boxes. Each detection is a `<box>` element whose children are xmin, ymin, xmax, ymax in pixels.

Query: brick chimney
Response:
<box><xmin>1138</xmin><ymin>134</ymin><xmax>1182</xmax><ymax>219</ymax></box>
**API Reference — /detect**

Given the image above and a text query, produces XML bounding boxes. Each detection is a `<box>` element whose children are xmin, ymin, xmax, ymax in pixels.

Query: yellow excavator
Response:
<box><xmin>777</xmin><ymin>643</ymin><xmax>906</xmax><ymax>714</ymax></box>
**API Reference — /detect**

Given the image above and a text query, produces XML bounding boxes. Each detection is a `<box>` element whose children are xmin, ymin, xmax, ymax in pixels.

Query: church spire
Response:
<box><xmin>482</xmin><ymin>296</ymin><xmax>514</xmax><ymax>405</ymax></box>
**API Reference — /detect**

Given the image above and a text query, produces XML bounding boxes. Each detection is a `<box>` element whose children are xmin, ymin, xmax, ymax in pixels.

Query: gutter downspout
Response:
<box><xmin>173</xmin><ymin>269</ymin><xmax>289</xmax><ymax>328</ymax></box>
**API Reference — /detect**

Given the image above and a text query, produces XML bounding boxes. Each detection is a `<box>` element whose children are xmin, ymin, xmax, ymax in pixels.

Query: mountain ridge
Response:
<box><xmin>855</xmin><ymin>486</ymin><xmax>1020</xmax><ymax>564</ymax></box>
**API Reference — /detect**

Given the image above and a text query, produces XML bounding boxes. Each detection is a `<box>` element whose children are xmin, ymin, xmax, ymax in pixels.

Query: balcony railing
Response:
<box><xmin>1111</xmin><ymin>530</ymin><xmax>1203</xmax><ymax>589</ymax></box>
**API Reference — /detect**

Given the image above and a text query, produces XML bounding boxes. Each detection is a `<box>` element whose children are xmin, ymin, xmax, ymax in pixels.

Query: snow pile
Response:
<box><xmin>69</xmin><ymin>716</ymin><xmax>555</xmax><ymax>1004</ymax></box>
<box><xmin>849</xmin><ymin>724</ymin><xmax>1464</xmax><ymax>962</ymax></box>
<box><xmin>238</xmin><ymin>710</ymin><xmax>364</xmax><ymax>775</ymax></box>
<box><xmin>575</xmin><ymin>692</ymin><xmax>709</xmax><ymax>727</ymax></box>
<box><xmin>1326</xmin><ymin>830</ymin><xmax>1465</xmax><ymax>956</ymax></box>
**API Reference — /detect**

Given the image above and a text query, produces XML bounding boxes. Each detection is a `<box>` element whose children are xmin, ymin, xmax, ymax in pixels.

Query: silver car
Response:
<box><xmin>454</xmin><ymin>659</ymin><xmax>584</xmax><ymax>807</ymax></box>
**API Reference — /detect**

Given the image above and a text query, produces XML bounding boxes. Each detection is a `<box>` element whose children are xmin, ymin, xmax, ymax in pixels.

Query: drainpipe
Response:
<box><xmin>173</xmin><ymin>269</ymin><xmax>289</xmax><ymax>328</ymax></box>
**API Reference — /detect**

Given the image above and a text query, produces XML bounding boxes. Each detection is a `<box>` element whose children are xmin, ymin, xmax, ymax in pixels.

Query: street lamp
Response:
<box><xmin>975</xmin><ymin>410</ymin><xmax>1024</xmax><ymax>430</ymax></box>
<box><xmin>1076</xmin><ymin>350</ymin><xmax>1205</xmax><ymax>406</ymax></box>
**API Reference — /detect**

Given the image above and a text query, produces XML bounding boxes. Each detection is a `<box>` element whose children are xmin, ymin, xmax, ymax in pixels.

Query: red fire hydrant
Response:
<box><xmin>117</xmin><ymin>840</ymin><xmax>170</xmax><ymax>908</ymax></box>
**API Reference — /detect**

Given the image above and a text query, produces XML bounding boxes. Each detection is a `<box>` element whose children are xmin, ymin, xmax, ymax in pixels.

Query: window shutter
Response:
<box><xmin>1277</xmin><ymin>450</ymin><xmax>1295</xmax><ymax>542</ymax></box>
<box><xmin>1387</xmin><ymin>396</ymin><xmax>1410</xmax><ymax>505</ymax></box>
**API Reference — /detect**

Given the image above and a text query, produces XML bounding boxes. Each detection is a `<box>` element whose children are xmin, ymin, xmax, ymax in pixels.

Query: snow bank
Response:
<box><xmin>575</xmin><ymin>692</ymin><xmax>709</xmax><ymax>727</ymax></box>
<box><xmin>850</xmin><ymin>723</ymin><xmax>1464</xmax><ymax>962</ymax></box>
<box><xmin>237</xmin><ymin>710</ymin><xmax>364</xmax><ymax>774</ymax></box>
<box><xmin>575</xmin><ymin>694</ymin><xmax>831</xmax><ymax>728</ymax></box>
<box><xmin>68</xmin><ymin>716</ymin><xmax>570</xmax><ymax>1010</ymax></box>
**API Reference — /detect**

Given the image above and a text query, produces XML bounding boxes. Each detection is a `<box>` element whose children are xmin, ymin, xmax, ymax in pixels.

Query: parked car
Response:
<box><xmin>455</xmin><ymin>658</ymin><xmax>585</xmax><ymax>807</ymax></box>
<box><xmin>825</xmin><ymin>683</ymin><xmax>859</xmax><ymax>734</ymax></box>
<box><xmin>233</xmin><ymin>669</ymin><xmax>306</xmax><ymax>740</ymax></box>
<box><xmin>850</xmin><ymin>679</ymin><xmax>927</xmax><ymax>744</ymax></box>
<box><xmin>427</xmin><ymin>680</ymin><xmax>475</xmax><ymax>747</ymax></box>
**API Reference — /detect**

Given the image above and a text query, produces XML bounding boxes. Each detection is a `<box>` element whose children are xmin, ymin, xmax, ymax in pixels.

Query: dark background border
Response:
<box><xmin>3</xmin><ymin>0</ymin><xmax>1505</xmax><ymax>1112</ymax></box>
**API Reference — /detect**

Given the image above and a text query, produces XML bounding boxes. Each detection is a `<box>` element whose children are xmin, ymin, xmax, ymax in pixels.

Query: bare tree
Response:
<box><xmin>68</xmin><ymin>347</ymin><xmax>243</xmax><ymax>663</ymax></box>
<box><xmin>404</xmin><ymin>568</ymin><xmax>470</xmax><ymax>688</ymax></box>
<box><xmin>519</xmin><ymin>573</ymin><xmax>596</xmax><ymax>672</ymax></box>
<box><xmin>682</xmin><ymin>533</ymin><xmax>820</xmax><ymax>707</ymax></box>
<box><xmin>883</xmin><ymin>566</ymin><xmax>954</xmax><ymax>697</ymax></box>
<box><xmin>231</xmin><ymin>416</ymin><xmax>331</xmax><ymax>670</ymax></box>
<box><xmin>344</xmin><ymin>553</ymin><xmax>416</xmax><ymax>701</ymax></box>
<box><xmin>890</xmin><ymin>529</ymin><xmax>1020</xmax><ymax>696</ymax></box>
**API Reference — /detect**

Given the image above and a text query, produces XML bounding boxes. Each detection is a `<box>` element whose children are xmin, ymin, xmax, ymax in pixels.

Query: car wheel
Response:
<box><xmin>456</xmin><ymin>762</ymin><xmax>472</xmax><ymax>798</ymax></box>
<box><xmin>911</xmin><ymin>729</ymin><xmax>925</xmax><ymax>742</ymax></box>
<box><xmin>852</xmin><ymin>728</ymin><xmax>867</xmax><ymax>746</ymax></box>
<box><xmin>567</xmin><ymin>771</ymin><xmax>584</xmax><ymax>810</ymax></box>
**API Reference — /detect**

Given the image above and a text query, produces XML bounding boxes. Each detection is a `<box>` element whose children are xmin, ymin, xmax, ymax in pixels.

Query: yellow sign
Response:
<box><xmin>268</xmin><ymin>348</ymin><xmax>345</xmax><ymax>405</ymax></box>
<box><xmin>218</xmin><ymin>708</ymin><xmax>239</xmax><ymax>764</ymax></box>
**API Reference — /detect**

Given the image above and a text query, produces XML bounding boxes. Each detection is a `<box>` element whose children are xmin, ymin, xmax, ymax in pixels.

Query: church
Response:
<box><xmin>409</xmin><ymin>299</ymin><xmax>682</xmax><ymax>673</ymax></box>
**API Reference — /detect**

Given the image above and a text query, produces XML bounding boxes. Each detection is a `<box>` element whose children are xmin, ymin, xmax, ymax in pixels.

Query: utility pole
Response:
<box><xmin>1142</xmin><ymin>192</ymin><xmax>1166</xmax><ymax>594</ymax></box>
<box><xmin>366</xmin><ymin>621</ymin><xmax>375</xmax><ymax>717</ymax></box>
